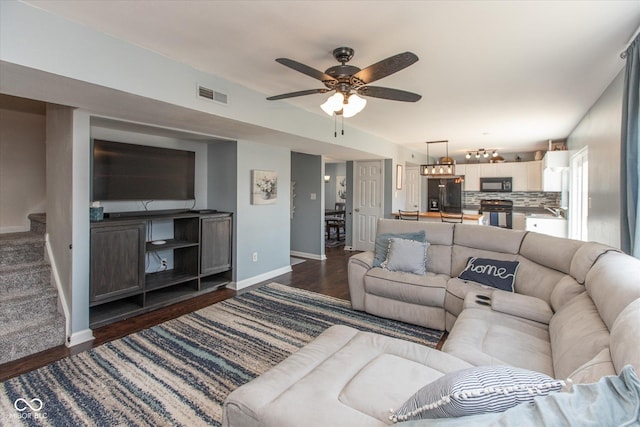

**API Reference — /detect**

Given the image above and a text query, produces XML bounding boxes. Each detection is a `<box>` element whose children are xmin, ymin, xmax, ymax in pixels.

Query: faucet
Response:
<box><xmin>541</xmin><ymin>204</ymin><xmax>562</xmax><ymax>217</ymax></box>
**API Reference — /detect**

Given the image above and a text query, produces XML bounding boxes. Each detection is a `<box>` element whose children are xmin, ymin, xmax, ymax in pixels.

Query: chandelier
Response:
<box><xmin>420</xmin><ymin>140</ymin><xmax>455</xmax><ymax>176</ymax></box>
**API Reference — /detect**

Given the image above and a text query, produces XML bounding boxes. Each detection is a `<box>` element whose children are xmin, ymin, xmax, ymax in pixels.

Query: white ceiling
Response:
<box><xmin>25</xmin><ymin>0</ymin><xmax>640</xmax><ymax>158</ymax></box>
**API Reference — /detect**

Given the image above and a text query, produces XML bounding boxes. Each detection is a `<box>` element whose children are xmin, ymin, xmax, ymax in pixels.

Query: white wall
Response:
<box><xmin>567</xmin><ymin>70</ymin><xmax>624</xmax><ymax>248</ymax></box>
<box><xmin>0</xmin><ymin>103</ymin><xmax>46</xmax><ymax>232</ymax></box>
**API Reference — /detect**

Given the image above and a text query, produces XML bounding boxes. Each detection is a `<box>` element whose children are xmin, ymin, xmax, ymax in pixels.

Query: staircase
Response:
<box><xmin>0</xmin><ymin>214</ymin><xmax>65</xmax><ymax>365</ymax></box>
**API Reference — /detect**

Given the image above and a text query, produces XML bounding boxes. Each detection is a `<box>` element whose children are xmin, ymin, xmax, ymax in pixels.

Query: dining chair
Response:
<box><xmin>398</xmin><ymin>210</ymin><xmax>420</xmax><ymax>221</ymax></box>
<box><xmin>439</xmin><ymin>211</ymin><xmax>464</xmax><ymax>223</ymax></box>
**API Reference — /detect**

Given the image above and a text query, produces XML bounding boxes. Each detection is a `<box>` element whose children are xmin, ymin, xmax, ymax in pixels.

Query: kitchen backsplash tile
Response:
<box><xmin>464</xmin><ymin>192</ymin><xmax>561</xmax><ymax>207</ymax></box>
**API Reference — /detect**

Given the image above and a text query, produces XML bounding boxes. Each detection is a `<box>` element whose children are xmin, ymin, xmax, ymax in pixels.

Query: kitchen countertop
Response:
<box><xmin>463</xmin><ymin>205</ymin><xmax>566</xmax><ymax>219</ymax></box>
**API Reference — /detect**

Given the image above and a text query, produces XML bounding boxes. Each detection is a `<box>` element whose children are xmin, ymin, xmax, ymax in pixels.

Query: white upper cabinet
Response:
<box><xmin>459</xmin><ymin>164</ymin><xmax>480</xmax><ymax>191</ymax></box>
<box><xmin>527</xmin><ymin>161</ymin><xmax>543</xmax><ymax>191</ymax></box>
<box><xmin>460</xmin><ymin>160</ymin><xmax>542</xmax><ymax>192</ymax></box>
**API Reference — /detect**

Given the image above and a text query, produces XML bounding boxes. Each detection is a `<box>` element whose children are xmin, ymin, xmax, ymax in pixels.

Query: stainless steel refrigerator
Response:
<box><xmin>427</xmin><ymin>178</ymin><xmax>463</xmax><ymax>213</ymax></box>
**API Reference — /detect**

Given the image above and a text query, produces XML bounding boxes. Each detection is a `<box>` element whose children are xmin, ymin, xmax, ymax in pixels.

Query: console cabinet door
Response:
<box><xmin>90</xmin><ymin>222</ymin><xmax>145</xmax><ymax>303</ymax></box>
<box><xmin>201</xmin><ymin>215</ymin><xmax>232</xmax><ymax>275</ymax></box>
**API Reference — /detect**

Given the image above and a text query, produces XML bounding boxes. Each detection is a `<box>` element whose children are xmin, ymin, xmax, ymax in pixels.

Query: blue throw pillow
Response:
<box><xmin>458</xmin><ymin>257</ymin><xmax>519</xmax><ymax>292</ymax></box>
<box><xmin>383</xmin><ymin>238</ymin><xmax>430</xmax><ymax>275</ymax></box>
<box><xmin>373</xmin><ymin>230</ymin><xmax>426</xmax><ymax>268</ymax></box>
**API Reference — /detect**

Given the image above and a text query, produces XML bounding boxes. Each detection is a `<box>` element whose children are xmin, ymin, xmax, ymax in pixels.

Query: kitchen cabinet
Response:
<box><xmin>479</xmin><ymin>163</ymin><xmax>497</xmax><ymax>178</ymax></box>
<box><xmin>458</xmin><ymin>164</ymin><xmax>479</xmax><ymax>191</ymax></box>
<box><xmin>458</xmin><ymin>160</ymin><xmax>542</xmax><ymax>191</ymax></box>
<box><xmin>527</xmin><ymin>161</ymin><xmax>543</xmax><ymax>191</ymax></box>
<box><xmin>512</xmin><ymin>213</ymin><xmax>526</xmax><ymax>231</ymax></box>
<box><xmin>543</xmin><ymin>169</ymin><xmax>563</xmax><ymax>191</ymax></box>
<box><xmin>526</xmin><ymin>216</ymin><xmax>567</xmax><ymax>238</ymax></box>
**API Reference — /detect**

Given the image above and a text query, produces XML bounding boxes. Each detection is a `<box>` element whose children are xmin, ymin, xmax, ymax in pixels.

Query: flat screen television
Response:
<box><xmin>92</xmin><ymin>139</ymin><xmax>195</xmax><ymax>201</ymax></box>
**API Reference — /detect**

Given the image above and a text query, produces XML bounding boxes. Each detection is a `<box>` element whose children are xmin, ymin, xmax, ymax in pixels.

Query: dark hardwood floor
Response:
<box><xmin>0</xmin><ymin>246</ymin><xmax>353</xmax><ymax>382</ymax></box>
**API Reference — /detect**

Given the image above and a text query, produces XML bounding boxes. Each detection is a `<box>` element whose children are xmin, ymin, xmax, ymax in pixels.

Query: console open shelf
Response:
<box><xmin>90</xmin><ymin>211</ymin><xmax>233</xmax><ymax>328</ymax></box>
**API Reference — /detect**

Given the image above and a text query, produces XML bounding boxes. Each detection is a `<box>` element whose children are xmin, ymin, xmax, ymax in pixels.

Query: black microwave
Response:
<box><xmin>480</xmin><ymin>177</ymin><xmax>512</xmax><ymax>192</ymax></box>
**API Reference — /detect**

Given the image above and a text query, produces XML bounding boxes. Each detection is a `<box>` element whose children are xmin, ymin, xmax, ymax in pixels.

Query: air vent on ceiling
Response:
<box><xmin>197</xmin><ymin>85</ymin><xmax>228</xmax><ymax>105</ymax></box>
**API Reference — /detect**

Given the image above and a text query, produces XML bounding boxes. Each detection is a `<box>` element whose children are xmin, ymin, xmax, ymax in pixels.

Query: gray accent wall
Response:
<box><xmin>567</xmin><ymin>70</ymin><xmax>624</xmax><ymax>248</ymax></box>
<box><xmin>234</xmin><ymin>141</ymin><xmax>291</xmax><ymax>284</ymax></box>
<box><xmin>291</xmin><ymin>152</ymin><xmax>323</xmax><ymax>257</ymax></box>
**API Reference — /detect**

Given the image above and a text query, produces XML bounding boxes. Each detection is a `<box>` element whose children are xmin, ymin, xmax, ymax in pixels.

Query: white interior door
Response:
<box><xmin>353</xmin><ymin>160</ymin><xmax>383</xmax><ymax>251</ymax></box>
<box><xmin>405</xmin><ymin>166</ymin><xmax>421</xmax><ymax>211</ymax></box>
<box><xmin>569</xmin><ymin>147</ymin><xmax>589</xmax><ymax>241</ymax></box>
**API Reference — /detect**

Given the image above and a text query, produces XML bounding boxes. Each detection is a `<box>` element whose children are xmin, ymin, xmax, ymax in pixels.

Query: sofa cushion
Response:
<box><xmin>383</xmin><ymin>238</ymin><xmax>429</xmax><ymax>275</ymax></box>
<box><xmin>610</xmin><ymin>298</ymin><xmax>640</xmax><ymax>375</ymax></box>
<box><xmin>519</xmin><ymin>232</ymin><xmax>583</xmax><ymax>275</ymax></box>
<box><xmin>567</xmin><ymin>348</ymin><xmax>616</xmax><ymax>386</ymax></box>
<box><xmin>458</xmin><ymin>257</ymin><xmax>519</xmax><ymax>292</ymax></box>
<box><xmin>224</xmin><ymin>325</ymin><xmax>473</xmax><ymax>427</ymax></box>
<box><xmin>391</xmin><ymin>365</ymin><xmax>564</xmax><ymax>422</ymax></box>
<box><xmin>453</xmin><ymin>224</ymin><xmax>525</xmax><ymax>254</ymax></box>
<box><xmin>442</xmin><ymin>308</ymin><xmax>554</xmax><ymax>376</ymax></box>
<box><xmin>569</xmin><ymin>242</ymin><xmax>616</xmax><ymax>284</ymax></box>
<box><xmin>365</xmin><ymin>268</ymin><xmax>447</xmax><ymax>307</ymax></box>
<box><xmin>586</xmin><ymin>251</ymin><xmax>640</xmax><ymax>330</ymax></box>
<box><xmin>549</xmin><ymin>292</ymin><xmax>610</xmax><ymax>379</ymax></box>
<box><xmin>513</xmin><ymin>256</ymin><xmax>567</xmax><ymax>303</ymax></box>
<box><xmin>373</xmin><ymin>231</ymin><xmax>426</xmax><ymax>267</ymax></box>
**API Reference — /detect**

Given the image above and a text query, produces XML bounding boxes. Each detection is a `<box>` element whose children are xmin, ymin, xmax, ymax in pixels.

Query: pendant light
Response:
<box><xmin>420</xmin><ymin>140</ymin><xmax>455</xmax><ymax>176</ymax></box>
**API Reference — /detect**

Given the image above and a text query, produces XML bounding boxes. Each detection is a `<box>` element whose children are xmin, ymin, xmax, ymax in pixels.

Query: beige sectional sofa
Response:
<box><xmin>223</xmin><ymin>219</ymin><xmax>640</xmax><ymax>426</ymax></box>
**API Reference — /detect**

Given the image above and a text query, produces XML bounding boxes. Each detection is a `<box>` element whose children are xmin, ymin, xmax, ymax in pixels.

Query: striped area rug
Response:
<box><xmin>0</xmin><ymin>283</ymin><xmax>443</xmax><ymax>426</ymax></box>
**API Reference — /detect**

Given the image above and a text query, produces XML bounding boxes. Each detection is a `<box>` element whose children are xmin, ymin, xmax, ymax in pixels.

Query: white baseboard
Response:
<box><xmin>67</xmin><ymin>328</ymin><xmax>94</xmax><ymax>347</ymax></box>
<box><xmin>290</xmin><ymin>250</ymin><xmax>326</xmax><ymax>261</ymax></box>
<box><xmin>228</xmin><ymin>265</ymin><xmax>293</xmax><ymax>291</ymax></box>
<box><xmin>0</xmin><ymin>225</ymin><xmax>29</xmax><ymax>234</ymax></box>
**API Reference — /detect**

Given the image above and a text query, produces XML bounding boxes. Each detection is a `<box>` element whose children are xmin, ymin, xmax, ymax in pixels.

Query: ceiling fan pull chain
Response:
<box><xmin>341</xmin><ymin>114</ymin><xmax>345</xmax><ymax>136</ymax></box>
<box><xmin>334</xmin><ymin>113</ymin><xmax>337</xmax><ymax>138</ymax></box>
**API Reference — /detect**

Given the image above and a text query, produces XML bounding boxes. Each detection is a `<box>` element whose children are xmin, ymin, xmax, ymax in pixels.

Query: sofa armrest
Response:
<box><xmin>490</xmin><ymin>291</ymin><xmax>553</xmax><ymax>325</ymax></box>
<box><xmin>348</xmin><ymin>251</ymin><xmax>375</xmax><ymax>311</ymax></box>
<box><xmin>349</xmin><ymin>251</ymin><xmax>374</xmax><ymax>269</ymax></box>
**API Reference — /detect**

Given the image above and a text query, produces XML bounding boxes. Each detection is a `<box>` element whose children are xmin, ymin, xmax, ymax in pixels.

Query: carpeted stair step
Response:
<box><xmin>0</xmin><ymin>260</ymin><xmax>51</xmax><ymax>294</ymax></box>
<box><xmin>0</xmin><ymin>286</ymin><xmax>59</xmax><ymax>324</ymax></box>
<box><xmin>0</xmin><ymin>313</ymin><xmax>65</xmax><ymax>365</ymax></box>
<box><xmin>28</xmin><ymin>212</ymin><xmax>46</xmax><ymax>235</ymax></box>
<box><xmin>0</xmin><ymin>232</ymin><xmax>44</xmax><ymax>267</ymax></box>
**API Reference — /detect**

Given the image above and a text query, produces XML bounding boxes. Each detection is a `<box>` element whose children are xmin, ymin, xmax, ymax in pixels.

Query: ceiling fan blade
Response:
<box><xmin>275</xmin><ymin>58</ymin><xmax>336</xmax><ymax>82</ymax></box>
<box><xmin>352</xmin><ymin>52</ymin><xmax>419</xmax><ymax>85</ymax></box>
<box><xmin>357</xmin><ymin>86</ymin><xmax>422</xmax><ymax>102</ymax></box>
<box><xmin>267</xmin><ymin>88</ymin><xmax>330</xmax><ymax>101</ymax></box>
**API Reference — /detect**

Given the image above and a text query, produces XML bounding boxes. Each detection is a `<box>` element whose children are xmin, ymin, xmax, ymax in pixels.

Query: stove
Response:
<box><xmin>479</xmin><ymin>199</ymin><xmax>514</xmax><ymax>228</ymax></box>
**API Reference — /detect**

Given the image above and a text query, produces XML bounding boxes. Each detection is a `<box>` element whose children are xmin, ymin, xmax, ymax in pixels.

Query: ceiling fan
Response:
<box><xmin>267</xmin><ymin>47</ymin><xmax>422</xmax><ymax>118</ymax></box>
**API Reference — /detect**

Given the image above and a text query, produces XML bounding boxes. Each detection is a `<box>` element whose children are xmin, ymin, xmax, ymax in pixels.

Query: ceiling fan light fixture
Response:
<box><xmin>342</xmin><ymin>94</ymin><xmax>367</xmax><ymax>118</ymax></box>
<box><xmin>465</xmin><ymin>152</ymin><xmax>471</xmax><ymax>159</ymax></box>
<box><xmin>321</xmin><ymin>92</ymin><xmax>344</xmax><ymax>116</ymax></box>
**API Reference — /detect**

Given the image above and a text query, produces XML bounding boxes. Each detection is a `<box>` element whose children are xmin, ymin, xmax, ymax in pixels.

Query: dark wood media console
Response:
<box><xmin>89</xmin><ymin>211</ymin><xmax>232</xmax><ymax>328</ymax></box>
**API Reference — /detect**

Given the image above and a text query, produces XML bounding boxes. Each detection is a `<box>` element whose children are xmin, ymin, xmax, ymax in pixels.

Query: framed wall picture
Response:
<box><xmin>396</xmin><ymin>164</ymin><xmax>403</xmax><ymax>190</ymax></box>
<box><xmin>336</xmin><ymin>175</ymin><xmax>347</xmax><ymax>204</ymax></box>
<box><xmin>252</xmin><ymin>170</ymin><xmax>278</xmax><ymax>205</ymax></box>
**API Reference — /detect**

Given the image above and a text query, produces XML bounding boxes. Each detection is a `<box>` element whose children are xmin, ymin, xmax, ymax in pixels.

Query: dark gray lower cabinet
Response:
<box><xmin>201</xmin><ymin>215</ymin><xmax>232</xmax><ymax>276</ymax></box>
<box><xmin>89</xmin><ymin>212</ymin><xmax>233</xmax><ymax>328</ymax></box>
<box><xmin>90</xmin><ymin>221</ymin><xmax>145</xmax><ymax>304</ymax></box>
